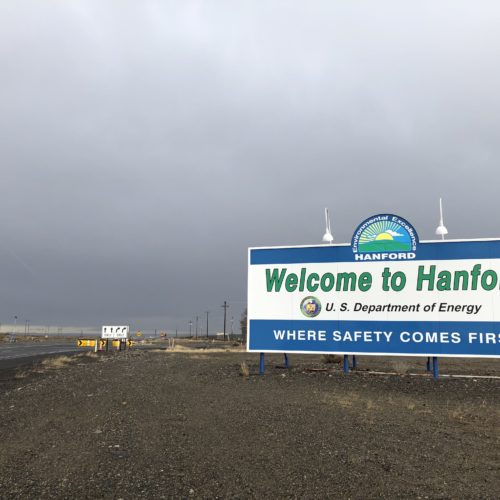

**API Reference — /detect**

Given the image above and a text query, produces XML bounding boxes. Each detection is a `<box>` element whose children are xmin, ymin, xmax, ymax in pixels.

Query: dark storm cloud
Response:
<box><xmin>1</xmin><ymin>1</ymin><xmax>500</xmax><ymax>331</ymax></box>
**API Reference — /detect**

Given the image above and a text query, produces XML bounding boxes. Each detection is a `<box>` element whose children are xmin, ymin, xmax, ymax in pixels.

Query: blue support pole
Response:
<box><xmin>284</xmin><ymin>353</ymin><xmax>289</xmax><ymax>369</ymax></box>
<box><xmin>343</xmin><ymin>355</ymin><xmax>349</xmax><ymax>373</ymax></box>
<box><xmin>432</xmin><ymin>356</ymin><xmax>439</xmax><ymax>379</ymax></box>
<box><xmin>426</xmin><ymin>357</ymin><xmax>431</xmax><ymax>372</ymax></box>
<box><xmin>352</xmin><ymin>355</ymin><xmax>357</xmax><ymax>369</ymax></box>
<box><xmin>259</xmin><ymin>353</ymin><xmax>265</xmax><ymax>375</ymax></box>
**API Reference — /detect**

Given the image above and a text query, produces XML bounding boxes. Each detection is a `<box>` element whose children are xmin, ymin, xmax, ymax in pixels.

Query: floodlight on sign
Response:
<box><xmin>322</xmin><ymin>208</ymin><xmax>334</xmax><ymax>244</ymax></box>
<box><xmin>435</xmin><ymin>198</ymin><xmax>448</xmax><ymax>240</ymax></box>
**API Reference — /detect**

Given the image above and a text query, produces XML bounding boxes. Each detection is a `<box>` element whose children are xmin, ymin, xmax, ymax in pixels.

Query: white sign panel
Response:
<box><xmin>101</xmin><ymin>325</ymin><xmax>129</xmax><ymax>339</ymax></box>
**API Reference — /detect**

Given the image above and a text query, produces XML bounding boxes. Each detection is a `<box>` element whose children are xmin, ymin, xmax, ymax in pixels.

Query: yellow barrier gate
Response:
<box><xmin>76</xmin><ymin>339</ymin><xmax>133</xmax><ymax>351</ymax></box>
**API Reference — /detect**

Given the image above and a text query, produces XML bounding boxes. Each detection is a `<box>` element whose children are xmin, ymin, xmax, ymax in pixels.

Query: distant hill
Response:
<box><xmin>359</xmin><ymin>240</ymin><xmax>411</xmax><ymax>252</ymax></box>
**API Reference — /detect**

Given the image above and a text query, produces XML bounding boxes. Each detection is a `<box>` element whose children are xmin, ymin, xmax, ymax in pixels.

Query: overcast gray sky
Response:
<box><xmin>1</xmin><ymin>1</ymin><xmax>500</xmax><ymax>333</ymax></box>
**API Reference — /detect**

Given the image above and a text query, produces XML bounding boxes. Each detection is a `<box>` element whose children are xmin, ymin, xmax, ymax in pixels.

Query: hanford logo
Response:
<box><xmin>300</xmin><ymin>296</ymin><xmax>322</xmax><ymax>318</ymax></box>
<box><xmin>351</xmin><ymin>214</ymin><xmax>418</xmax><ymax>261</ymax></box>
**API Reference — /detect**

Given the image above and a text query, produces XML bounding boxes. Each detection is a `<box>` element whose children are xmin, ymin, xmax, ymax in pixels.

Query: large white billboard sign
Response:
<box><xmin>247</xmin><ymin>214</ymin><xmax>500</xmax><ymax>358</ymax></box>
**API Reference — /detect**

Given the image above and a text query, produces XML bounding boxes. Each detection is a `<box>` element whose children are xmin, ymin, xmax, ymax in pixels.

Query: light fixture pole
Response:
<box><xmin>322</xmin><ymin>208</ymin><xmax>334</xmax><ymax>244</ymax></box>
<box><xmin>206</xmin><ymin>311</ymin><xmax>209</xmax><ymax>339</ymax></box>
<box><xmin>195</xmin><ymin>316</ymin><xmax>199</xmax><ymax>339</ymax></box>
<box><xmin>435</xmin><ymin>197</ymin><xmax>448</xmax><ymax>240</ymax></box>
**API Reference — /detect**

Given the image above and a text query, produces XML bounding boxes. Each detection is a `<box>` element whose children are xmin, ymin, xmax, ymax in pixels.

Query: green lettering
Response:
<box><xmin>306</xmin><ymin>273</ymin><xmax>320</xmax><ymax>292</ymax></box>
<box><xmin>336</xmin><ymin>272</ymin><xmax>357</xmax><ymax>291</ymax></box>
<box><xmin>266</xmin><ymin>268</ymin><xmax>287</xmax><ymax>292</ymax></box>
<box><xmin>453</xmin><ymin>270</ymin><xmax>469</xmax><ymax>290</ymax></box>
<box><xmin>358</xmin><ymin>272</ymin><xmax>372</xmax><ymax>292</ymax></box>
<box><xmin>481</xmin><ymin>270</ymin><xmax>498</xmax><ymax>290</ymax></box>
<box><xmin>417</xmin><ymin>265</ymin><xmax>435</xmax><ymax>291</ymax></box>
<box><xmin>437</xmin><ymin>271</ymin><xmax>451</xmax><ymax>291</ymax></box>
<box><xmin>470</xmin><ymin>264</ymin><xmax>481</xmax><ymax>290</ymax></box>
<box><xmin>391</xmin><ymin>271</ymin><xmax>406</xmax><ymax>291</ymax></box>
<box><xmin>381</xmin><ymin>267</ymin><xmax>391</xmax><ymax>291</ymax></box>
<box><xmin>299</xmin><ymin>268</ymin><xmax>306</xmax><ymax>291</ymax></box>
<box><xmin>285</xmin><ymin>273</ymin><xmax>298</xmax><ymax>292</ymax></box>
<box><xmin>320</xmin><ymin>273</ymin><xmax>335</xmax><ymax>292</ymax></box>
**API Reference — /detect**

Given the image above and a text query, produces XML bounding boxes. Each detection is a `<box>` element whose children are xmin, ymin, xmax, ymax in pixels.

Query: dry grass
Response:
<box><xmin>41</xmin><ymin>355</ymin><xmax>77</xmax><ymax>369</ymax></box>
<box><xmin>321</xmin><ymin>391</ymin><xmax>432</xmax><ymax>416</ymax></box>
<box><xmin>13</xmin><ymin>352</ymin><xmax>99</xmax><ymax>379</ymax></box>
<box><xmin>391</xmin><ymin>361</ymin><xmax>411</xmax><ymax>374</ymax></box>
<box><xmin>322</xmin><ymin>354</ymin><xmax>342</xmax><ymax>364</ymax></box>
<box><xmin>185</xmin><ymin>354</ymin><xmax>210</xmax><ymax>360</ymax></box>
<box><xmin>240</xmin><ymin>362</ymin><xmax>250</xmax><ymax>378</ymax></box>
<box><xmin>152</xmin><ymin>345</ymin><xmax>245</xmax><ymax>354</ymax></box>
<box><xmin>79</xmin><ymin>351</ymin><xmax>99</xmax><ymax>359</ymax></box>
<box><xmin>322</xmin><ymin>392</ymin><xmax>361</xmax><ymax>409</ymax></box>
<box><xmin>448</xmin><ymin>406</ymin><xmax>481</xmax><ymax>422</ymax></box>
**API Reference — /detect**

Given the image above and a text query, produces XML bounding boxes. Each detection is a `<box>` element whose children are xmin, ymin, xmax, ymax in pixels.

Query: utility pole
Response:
<box><xmin>195</xmin><ymin>316</ymin><xmax>198</xmax><ymax>339</ymax></box>
<box><xmin>206</xmin><ymin>311</ymin><xmax>209</xmax><ymax>339</ymax></box>
<box><xmin>221</xmin><ymin>301</ymin><xmax>229</xmax><ymax>341</ymax></box>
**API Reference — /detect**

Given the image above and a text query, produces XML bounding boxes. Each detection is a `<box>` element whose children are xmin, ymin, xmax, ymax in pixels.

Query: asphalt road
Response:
<box><xmin>0</xmin><ymin>338</ymin><xmax>233</xmax><ymax>374</ymax></box>
<box><xmin>0</xmin><ymin>341</ymin><xmax>85</xmax><ymax>360</ymax></box>
<box><xmin>0</xmin><ymin>341</ymin><xmax>89</xmax><ymax>374</ymax></box>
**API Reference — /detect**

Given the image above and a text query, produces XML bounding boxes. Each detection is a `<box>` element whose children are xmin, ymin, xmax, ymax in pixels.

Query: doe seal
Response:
<box><xmin>300</xmin><ymin>296</ymin><xmax>321</xmax><ymax>318</ymax></box>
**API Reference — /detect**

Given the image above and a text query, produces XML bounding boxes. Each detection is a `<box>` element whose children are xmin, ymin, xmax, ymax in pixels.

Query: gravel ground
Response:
<box><xmin>0</xmin><ymin>346</ymin><xmax>499</xmax><ymax>499</ymax></box>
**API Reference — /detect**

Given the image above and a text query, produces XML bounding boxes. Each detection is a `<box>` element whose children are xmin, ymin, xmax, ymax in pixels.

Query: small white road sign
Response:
<box><xmin>101</xmin><ymin>325</ymin><xmax>129</xmax><ymax>339</ymax></box>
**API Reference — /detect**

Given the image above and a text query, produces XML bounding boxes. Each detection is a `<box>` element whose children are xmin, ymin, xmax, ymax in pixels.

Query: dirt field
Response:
<box><xmin>0</xmin><ymin>346</ymin><xmax>499</xmax><ymax>499</ymax></box>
